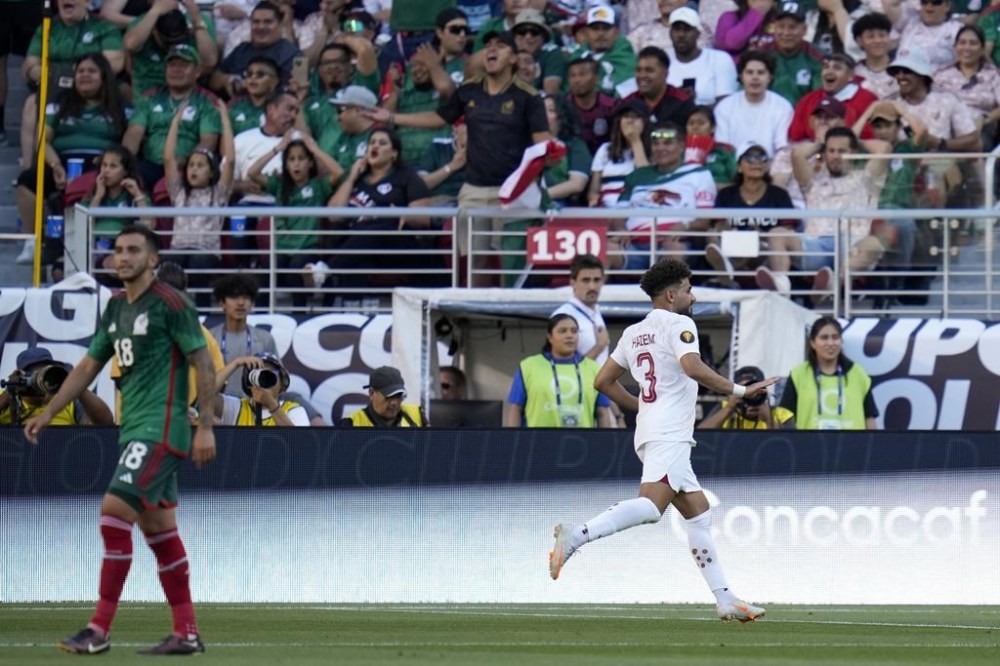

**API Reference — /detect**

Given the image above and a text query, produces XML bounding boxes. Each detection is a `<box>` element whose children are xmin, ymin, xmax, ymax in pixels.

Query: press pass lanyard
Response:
<box><xmin>569</xmin><ymin>302</ymin><xmax>596</xmax><ymax>326</ymax></box>
<box><xmin>815</xmin><ymin>366</ymin><xmax>844</xmax><ymax>417</ymax></box>
<box><xmin>221</xmin><ymin>329</ymin><xmax>252</xmax><ymax>361</ymax></box>
<box><xmin>550</xmin><ymin>356</ymin><xmax>584</xmax><ymax>408</ymax></box>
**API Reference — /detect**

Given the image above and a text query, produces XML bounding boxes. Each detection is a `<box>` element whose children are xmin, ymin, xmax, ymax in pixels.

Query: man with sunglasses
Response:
<box><xmin>511</xmin><ymin>8</ymin><xmax>566</xmax><ymax>95</ymax></box>
<box><xmin>341</xmin><ymin>366</ymin><xmax>426</xmax><ymax>427</ymax></box>
<box><xmin>474</xmin><ymin>0</ymin><xmax>530</xmax><ymax>51</ymax></box>
<box><xmin>886</xmin><ymin>0</ymin><xmax>963</xmax><ymax>71</ymax></box>
<box><xmin>124</xmin><ymin>0</ymin><xmax>219</xmax><ymax>97</ymax></box>
<box><xmin>228</xmin><ymin>56</ymin><xmax>281</xmax><ymax>134</ymax></box>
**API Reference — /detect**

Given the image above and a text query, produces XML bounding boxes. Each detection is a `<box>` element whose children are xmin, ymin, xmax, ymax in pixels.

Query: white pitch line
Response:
<box><xmin>1</xmin><ymin>641</ymin><xmax>997</xmax><ymax>650</ymax></box>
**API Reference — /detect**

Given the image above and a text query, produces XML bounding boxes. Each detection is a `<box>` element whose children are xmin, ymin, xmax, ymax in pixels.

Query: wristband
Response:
<box><xmin>732</xmin><ymin>383</ymin><xmax>747</xmax><ymax>398</ymax></box>
<box><xmin>444</xmin><ymin>165</ymin><xmax>452</xmax><ymax>174</ymax></box>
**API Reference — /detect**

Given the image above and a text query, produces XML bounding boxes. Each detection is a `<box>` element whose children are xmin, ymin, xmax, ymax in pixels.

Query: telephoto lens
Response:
<box><xmin>247</xmin><ymin>368</ymin><xmax>279</xmax><ymax>389</ymax></box>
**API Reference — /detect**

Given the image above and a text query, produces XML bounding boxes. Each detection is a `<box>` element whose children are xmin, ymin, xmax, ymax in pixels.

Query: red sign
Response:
<box><xmin>526</xmin><ymin>223</ymin><xmax>607</xmax><ymax>266</ymax></box>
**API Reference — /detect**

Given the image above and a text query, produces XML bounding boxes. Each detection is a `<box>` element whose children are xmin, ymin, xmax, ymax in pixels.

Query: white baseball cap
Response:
<box><xmin>669</xmin><ymin>7</ymin><xmax>702</xmax><ymax>30</ymax></box>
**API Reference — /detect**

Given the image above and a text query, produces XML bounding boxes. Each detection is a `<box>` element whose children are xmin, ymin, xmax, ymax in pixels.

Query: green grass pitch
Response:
<box><xmin>1</xmin><ymin>603</ymin><xmax>998</xmax><ymax>665</ymax></box>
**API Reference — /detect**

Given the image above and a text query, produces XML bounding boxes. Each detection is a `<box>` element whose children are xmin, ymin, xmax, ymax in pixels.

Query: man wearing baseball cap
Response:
<box><xmin>761</xmin><ymin>2</ymin><xmax>824</xmax><ymax>105</ymax></box>
<box><xmin>0</xmin><ymin>347</ymin><xmax>112</xmax><ymax>426</ymax></box>
<box><xmin>789</xmin><ymin>52</ymin><xmax>879</xmax><ymax>141</ymax></box>
<box><xmin>123</xmin><ymin>1</ymin><xmax>219</xmax><ymax>96</ymax></box>
<box><xmin>665</xmin><ymin>7</ymin><xmax>738</xmax><ymax>106</ymax></box>
<box><xmin>582</xmin><ymin>4</ymin><xmax>638</xmax><ymax>97</ymax></box>
<box><xmin>512</xmin><ymin>8</ymin><xmax>567</xmax><ymax>95</ymax></box>
<box><xmin>329</xmin><ymin>85</ymin><xmax>380</xmax><ymax>173</ymax></box>
<box><xmin>342</xmin><ymin>366</ymin><xmax>426</xmax><ymax>427</ymax></box>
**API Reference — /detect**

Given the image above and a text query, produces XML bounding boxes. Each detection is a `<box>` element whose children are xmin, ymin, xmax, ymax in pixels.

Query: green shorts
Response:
<box><xmin>106</xmin><ymin>440</ymin><xmax>182</xmax><ymax>512</ymax></box>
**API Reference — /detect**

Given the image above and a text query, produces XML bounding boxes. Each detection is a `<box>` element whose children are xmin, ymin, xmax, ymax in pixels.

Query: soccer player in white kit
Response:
<box><xmin>548</xmin><ymin>258</ymin><xmax>776</xmax><ymax>622</ymax></box>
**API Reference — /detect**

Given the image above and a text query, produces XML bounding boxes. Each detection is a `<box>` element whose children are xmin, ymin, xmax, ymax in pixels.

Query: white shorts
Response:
<box><xmin>636</xmin><ymin>440</ymin><xmax>702</xmax><ymax>492</ymax></box>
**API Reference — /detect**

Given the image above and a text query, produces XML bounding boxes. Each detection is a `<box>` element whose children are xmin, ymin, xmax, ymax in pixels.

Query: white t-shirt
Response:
<box><xmin>714</xmin><ymin>91</ymin><xmax>793</xmax><ymax>158</ymax></box>
<box><xmin>667</xmin><ymin>48</ymin><xmax>739</xmax><ymax>106</ymax></box>
<box><xmin>610</xmin><ymin>308</ymin><xmax>701</xmax><ymax>447</ymax></box>
<box><xmin>220</xmin><ymin>394</ymin><xmax>310</xmax><ymax>426</ymax></box>
<box><xmin>552</xmin><ymin>296</ymin><xmax>608</xmax><ymax>366</ymax></box>
<box><xmin>591</xmin><ymin>143</ymin><xmax>637</xmax><ymax>207</ymax></box>
<box><xmin>233</xmin><ymin>127</ymin><xmax>283</xmax><ymax>203</ymax></box>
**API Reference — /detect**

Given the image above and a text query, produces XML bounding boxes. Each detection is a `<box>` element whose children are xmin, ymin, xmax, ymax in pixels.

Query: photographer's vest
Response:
<box><xmin>0</xmin><ymin>398</ymin><xmax>77</xmax><ymax>426</ymax></box>
<box><xmin>234</xmin><ymin>398</ymin><xmax>302</xmax><ymax>426</ymax></box>
<box><xmin>348</xmin><ymin>404</ymin><xmax>423</xmax><ymax>427</ymax></box>
<box><xmin>519</xmin><ymin>353</ymin><xmax>602</xmax><ymax>428</ymax></box>
<box><xmin>789</xmin><ymin>362</ymin><xmax>871</xmax><ymax>430</ymax></box>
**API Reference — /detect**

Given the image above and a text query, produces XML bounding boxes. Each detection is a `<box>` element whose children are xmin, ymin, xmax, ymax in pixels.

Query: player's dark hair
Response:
<box><xmin>116</xmin><ymin>225</ymin><xmax>160</xmax><ymax>253</ymax></box>
<box><xmin>542</xmin><ymin>313</ymin><xmax>579</xmax><ymax>354</ymax></box>
<box><xmin>213</xmin><ymin>274</ymin><xmax>260</xmax><ymax>302</ymax></box>
<box><xmin>156</xmin><ymin>261</ymin><xmax>188</xmax><ymax>291</ymax></box>
<box><xmin>640</xmin><ymin>258</ymin><xmax>691</xmax><ymax>299</ymax></box>
<box><xmin>569</xmin><ymin>253</ymin><xmax>604</xmax><ymax>279</ymax></box>
<box><xmin>638</xmin><ymin>46</ymin><xmax>670</xmax><ymax>70</ymax></box>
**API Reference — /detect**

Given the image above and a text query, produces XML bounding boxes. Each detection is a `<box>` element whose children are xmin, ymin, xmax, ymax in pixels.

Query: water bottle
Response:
<box><xmin>45</xmin><ymin>215</ymin><xmax>64</xmax><ymax>239</ymax></box>
<box><xmin>230</xmin><ymin>216</ymin><xmax>247</xmax><ymax>239</ymax></box>
<box><xmin>66</xmin><ymin>158</ymin><xmax>85</xmax><ymax>182</ymax></box>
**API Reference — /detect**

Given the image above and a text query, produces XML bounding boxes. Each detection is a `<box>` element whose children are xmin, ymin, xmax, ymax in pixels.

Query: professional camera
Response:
<box><xmin>733</xmin><ymin>365</ymin><xmax>767</xmax><ymax>408</ymax></box>
<box><xmin>1</xmin><ymin>364</ymin><xmax>69</xmax><ymax>398</ymax></box>
<box><xmin>246</xmin><ymin>368</ymin><xmax>279</xmax><ymax>389</ymax></box>
<box><xmin>241</xmin><ymin>353</ymin><xmax>290</xmax><ymax>397</ymax></box>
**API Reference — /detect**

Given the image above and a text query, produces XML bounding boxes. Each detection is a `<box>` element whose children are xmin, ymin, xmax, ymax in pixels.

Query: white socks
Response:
<box><xmin>685</xmin><ymin>510</ymin><xmax>736</xmax><ymax>602</ymax></box>
<box><xmin>571</xmin><ymin>497</ymin><xmax>661</xmax><ymax>549</ymax></box>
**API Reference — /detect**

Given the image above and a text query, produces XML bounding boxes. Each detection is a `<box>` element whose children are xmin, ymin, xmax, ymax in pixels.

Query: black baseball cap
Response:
<box><xmin>365</xmin><ymin>366</ymin><xmax>406</xmax><ymax>397</ymax></box>
<box><xmin>481</xmin><ymin>30</ymin><xmax>516</xmax><ymax>50</ymax></box>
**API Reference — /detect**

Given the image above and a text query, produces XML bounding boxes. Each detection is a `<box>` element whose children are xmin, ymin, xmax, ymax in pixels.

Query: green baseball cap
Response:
<box><xmin>166</xmin><ymin>43</ymin><xmax>200</xmax><ymax>66</ymax></box>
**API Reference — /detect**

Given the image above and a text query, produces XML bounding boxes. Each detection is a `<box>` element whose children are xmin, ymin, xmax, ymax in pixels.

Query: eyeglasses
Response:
<box><xmin>650</xmin><ymin>129</ymin><xmax>679</xmax><ymax>141</ymax></box>
<box><xmin>919</xmin><ymin>0</ymin><xmax>946</xmax><ymax>5</ymax></box>
<box><xmin>741</xmin><ymin>152</ymin><xmax>769</xmax><ymax>164</ymax></box>
<box><xmin>244</xmin><ymin>69</ymin><xmax>273</xmax><ymax>79</ymax></box>
<box><xmin>446</xmin><ymin>24</ymin><xmax>469</xmax><ymax>35</ymax></box>
<box><xmin>514</xmin><ymin>26</ymin><xmax>545</xmax><ymax>37</ymax></box>
<box><xmin>320</xmin><ymin>58</ymin><xmax>350</xmax><ymax>67</ymax></box>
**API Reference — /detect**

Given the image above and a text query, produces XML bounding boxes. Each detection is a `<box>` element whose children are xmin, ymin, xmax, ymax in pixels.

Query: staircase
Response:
<box><xmin>1</xmin><ymin>54</ymin><xmax>34</xmax><ymax>286</ymax></box>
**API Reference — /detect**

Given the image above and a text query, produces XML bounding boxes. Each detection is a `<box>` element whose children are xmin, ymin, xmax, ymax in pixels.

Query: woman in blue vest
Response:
<box><xmin>504</xmin><ymin>313</ymin><xmax>614</xmax><ymax>428</ymax></box>
<box><xmin>779</xmin><ymin>316</ymin><xmax>879</xmax><ymax>430</ymax></box>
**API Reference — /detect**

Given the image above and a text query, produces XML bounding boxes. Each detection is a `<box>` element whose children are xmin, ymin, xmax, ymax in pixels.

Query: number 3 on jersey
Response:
<box><xmin>636</xmin><ymin>351</ymin><xmax>657</xmax><ymax>403</ymax></box>
<box><xmin>114</xmin><ymin>338</ymin><xmax>134</xmax><ymax>367</ymax></box>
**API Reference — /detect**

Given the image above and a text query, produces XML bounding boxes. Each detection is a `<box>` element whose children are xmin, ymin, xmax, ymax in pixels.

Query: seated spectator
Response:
<box><xmin>209</xmin><ymin>274</ymin><xmax>279</xmax><ymax>396</ymax></box>
<box><xmin>99</xmin><ymin>0</ymin><xmax>153</xmax><ymax>29</ymax></box>
<box><xmin>981</xmin><ymin>1</ymin><xmax>1000</xmax><ymax>69</ymax></box>
<box><xmin>708</xmin><ymin>141</ymin><xmax>798</xmax><ymax>292</ymax></box>
<box><xmin>666</xmin><ymin>7</ymin><xmax>739</xmax><ymax>106</ymax></box>
<box><xmin>623</xmin><ymin>46</ymin><xmax>696</xmax><ymax>126</ymax></box>
<box><xmin>504</xmin><ymin>313</ymin><xmax>613</xmax><ymax>428</ymax></box>
<box><xmin>20</xmin><ymin>0</ymin><xmax>124</xmax><ymax>172</ymax></box>
<box><xmin>714</xmin><ymin>50</ymin><xmax>794</xmax><ymax>160</ymax></box>
<box><xmin>853</xmin><ymin>12</ymin><xmax>897</xmax><ymax>99</ymax></box>
<box><xmin>214</xmin><ymin>353</ymin><xmax>311</xmax><ymax>426</ymax></box>
<box><xmin>685</xmin><ymin>105</ymin><xmax>737</xmax><ymax>187</ymax></box>
<box><xmin>326</xmin><ymin>127</ymin><xmax>434</xmax><ymax>291</ymax></box>
<box><xmin>810</xmin><ymin>0</ymin><xmax>864</xmax><ymax>57</ymax></box>
<box><xmin>222</xmin><ymin>0</ymin><xmax>300</xmax><ymax>58</ymax></box>
<box><xmin>629</xmin><ymin>0</ymin><xmax>714</xmax><ymax>54</ymax></box>
<box><xmin>122</xmin><ymin>44</ymin><xmax>221</xmax><ymax>188</ymax></box>
<box><xmin>382</xmin><ymin>49</ymin><xmax>455</xmax><ymax>164</ymax></box>
<box><xmin>565</xmin><ymin>56</ymin><xmax>618</xmax><ymax>155</ymax></box>
<box><xmin>515</xmin><ymin>48</ymin><xmax>540</xmax><ymax>87</ymax></box>
<box><xmin>541</xmin><ymin>94</ymin><xmax>592</xmax><ymax>207</ymax></box>
<box><xmin>789</xmin><ymin>53</ymin><xmax>879</xmax><ymax>142</ymax></box>
<box><xmin>15</xmin><ymin>53</ymin><xmax>127</xmax><ymax>247</ymax></box>
<box><xmin>329</xmin><ymin>85</ymin><xmax>379</xmax><ymax>175</ymax></box>
<box><xmin>697</xmin><ymin>365</ymin><xmax>795</xmax><ymax>429</ymax></box>
<box><xmin>616</xmin><ymin>122</ymin><xmax>717</xmax><ymax>270</ymax></box>
<box><xmin>211</xmin><ymin>0</ymin><xmax>257</xmax><ymax>45</ymax></box>
<box><xmin>887</xmin><ymin>0</ymin><xmax>962</xmax><ymax>72</ymax></box>
<box><xmin>439</xmin><ymin>365</ymin><xmax>468</xmax><ymax>400</ymax></box>
<box><xmin>124</xmin><ymin>1</ymin><xmax>219</xmax><ymax>96</ymax></box>
<box><xmin>473</xmin><ymin>0</ymin><xmax>526</xmax><ymax>51</ymax></box>
<box><xmin>163</xmin><ymin>98</ymin><xmax>236</xmax><ymax>301</ymax></box>
<box><xmin>588</xmin><ymin>99</ymin><xmax>650</xmax><ymax>207</ymax></box>
<box><xmin>511</xmin><ymin>8</ymin><xmax>567</xmax><ymax>95</ymax></box>
<box><xmin>247</xmin><ymin>131</ymin><xmax>344</xmax><ymax>308</ymax></box>
<box><xmin>779</xmin><ymin>316</ymin><xmax>879</xmax><ymax>429</ymax></box>
<box><xmin>300</xmin><ymin>0</ymin><xmax>354</xmax><ymax>64</ymax></box>
<box><xmin>432</xmin><ymin>7</ymin><xmax>472</xmax><ymax>85</ymax></box>
<box><xmin>309</xmin><ymin>33</ymin><xmax>381</xmax><ymax>97</ymax></box>
<box><xmin>715</xmin><ymin>0</ymin><xmax>778</xmax><ymax>57</ymax></box>
<box><xmin>212</xmin><ymin>0</ymin><xmax>303</xmax><ymax>96</ymax></box>
<box><xmin>418</xmin><ymin>121</ymin><xmax>468</xmax><ymax>205</ymax></box>
<box><xmin>933</xmin><ymin>25</ymin><xmax>1000</xmax><ymax>135</ymax></box>
<box><xmin>228</xmin><ymin>56</ymin><xmax>281</xmax><ymax>135</ymax></box>
<box><xmin>583</xmin><ymin>4</ymin><xmax>639</xmax><ymax>98</ymax></box>
<box><xmin>341</xmin><ymin>366</ymin><xmax>426</xmax><ymax>427</ymax></box>
<box><xmin>761</xmin><ymin>2</ymin><xmax>824</xmax><ymax>105</ymax></box>
<box><xmin>233</xmin><ymin>88</ymin><xmax>301</xmax><ymax>203</ymax></box>
<box><xmin>0</xmin><ymin>347</ymin><xmax>112</xmax><ymax>427</ymax></box>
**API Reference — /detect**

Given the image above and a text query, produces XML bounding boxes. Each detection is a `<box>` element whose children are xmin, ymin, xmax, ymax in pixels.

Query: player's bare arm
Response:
<box><xmin>594</xmin><ymin>358</ymin><xmax>640</xmax><ymax>414</ymax></box>
<box><xmin>23</xmin><ymin>356</ymin><xmax>103</xmax><ymax>444</ymax></box>
<box><xmin>679</xmin><ymin>353</ymin><xmax>778</xmax><ymax>398</ymax></box>
<box><xmin>78</xmin><ymin>388</ymin><xmax>115</xmax><ymax>425</ymax></box>
<box><xmin>190</xmin><ymin>347</ymin><xmax>217</xmax><ymax>468</ymax></box>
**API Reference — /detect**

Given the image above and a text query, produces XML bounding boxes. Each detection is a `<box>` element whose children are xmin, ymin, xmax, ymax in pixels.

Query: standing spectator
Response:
<box><xmin>583</xmin><ymin>4</ymin><xmax>639</xmax><ymax>98</ymax></box>
<box><xmin>624</xmin><ymin>46</ymin><xmax>696</xmax><ymax>127</ymax></box>
<box><xmin>341</xmin><ymin>366</ymin><xmax>426</xmax><ymax>427</ymax></box>
<box><xmin>551</xmin><ymin>254</ymin><xmax>610</xmax><ymax>364</ymax></box>
<box><xmin>473</xmin><ymin>0</ymin><xmax>529</xmax><ymax>50</ymax></box>
<box><xmin>366</xmin><ymin>30</ymin><xmax>551</xmax><ymax>287</ymax></box>
<box><xmin>512</xmin><ymin>8</ymin><xmax>567</xmax><ymax>95</ymax></box>
<box><xmin>124</xmin><ymin>0</ymin><xmax>219</xmax><ymax>97</ymax></box>
<box><xmin>588</xmin><ymin>99</ymin><xmax>649</xmax><ymax>207</ymax></box>
<box><xmin>541</xmin><ymin>94</ymin><xmax>591</xmax><ymax>207</ymax></box>
<box><xmin>551</xmin><ymin>258</ymin><xmax>772</xmax><ymax>623</ymax></box>
<box><xmin>698</xmin><ymin>365</ymin><xmax>795</xmax><ymax>429</ymax></box>
<box><xmin>666</xmin><ymin>7</ymin><xmax>739</xmax><ymax>106</ymax></box>
<box><xmin>212</xmin><ymin>1</ymin><xmax>303</xmax><ymax>96</ymax></box>
<box><xmin>163</xmin><ymin>98</ymin><xmax>236</xmax><ymax>300</ymax></box>
<box><xmin>439</xmin><ymin>365</ymin><xmax>468</xmax><ymax>400</ymax></box>
<box><xmin>715</xmin><ymin>0</ymin><xmax>777</xmax><ymax>57</ymax></box>
<box><xmin>761</xmin><ymin>2</ymin><xmax>824</xmax><ymax>105</ymax></box>
<box><xmin>779</xmin><ymin>316</ymin><xmax>879</xmax><ymax>429</ymax></box>
<box><xmin>853</xmin><ymin>12</ymin><xmax>897</xmax><ymax>99</ymax></box>
<box><xmin>122</xmin><ymin>44</ymin><xmax>221</xmax><ymax>188</ymax></box>
<box><xmin>26</xmin><ymin>226</ymin><xmax>218</xmax><ymax>656</ymax></box>
<box><xmin>19</xmin><ymin>0</ymin><xmax>124</xmax><ymax>171</ymax></box>
<box><xmin>228</xmin><ymin>57</ymin><xmax>281</xmax><ymax>135</ymax></box>
<box><xmin>233</xmin><ymin>88</ymin><xmax>301</xmax><ymax>203</ymax></box>
<box><xmin>247</xmin><ymin>132</ymin><xmax>344</xmax><ymax>309</ymax></box>
<box><xmin>714</xmin><ymin>51</ymin><xmax>794</xmax><ymax>161</ymax></box>
<box><xmin>887</xmin><ymin>0</ymin><xmax>963</xmax><ymax>72</ymax></box>
<box><xmin>788</xmin><ymin>53</ymin><xmax>879</xmax><ymax>142</ymax></box>
<box><xmin>0</xmin><ymin>0</ymin><xmax>42</xmax><ymax>143</ymax></box>
<box><xmin>209</xmin><ymin>274</ymin><xmax>279</xmax><ymax>396</ymax></box>
<box><xmin>418</xmin><ymin>120</ymin><xmax>468</xmax><ymax>205</ymax></box>
<box><xmin>504</xmin><ymin>313</ymin><xmax>614</xmax><ymax>428</ymax></box>
<box><xmin>566</xmin><ymin>57</ymin><xmax>618</xmax><ymax>155</ymax></box>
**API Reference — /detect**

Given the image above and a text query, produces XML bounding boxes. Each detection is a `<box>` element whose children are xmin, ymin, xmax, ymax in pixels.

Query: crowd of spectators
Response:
<box><xmin>8</xmin><ymin>0</ymin><xmax>995</xmax><ymax>304</ymax></box>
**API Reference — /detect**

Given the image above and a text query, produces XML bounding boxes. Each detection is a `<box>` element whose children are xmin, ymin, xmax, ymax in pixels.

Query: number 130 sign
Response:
<box><xmin>526</xmin><ymin>222</ymin><xmax>607</xmax><ymax>266</ymax></box>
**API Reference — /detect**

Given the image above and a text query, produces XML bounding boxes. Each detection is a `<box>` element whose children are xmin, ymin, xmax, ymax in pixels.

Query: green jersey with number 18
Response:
<box><xmin>88</xmin><ymin>281</ymin><xmax>207</xmax><ymax>453</ymax></box>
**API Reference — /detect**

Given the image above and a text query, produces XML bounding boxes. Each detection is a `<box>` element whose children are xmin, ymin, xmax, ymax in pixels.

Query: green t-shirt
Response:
<box><xmin>419</xmin><ymin>137</ymin><xmax>465</xmax><ymax>199</ymax></box>
<box><xmin>127</xmin><ymin>11</ymin><xmax>217</xmax><ymax>96</ymax></box>
<box><xmin>705</xmin><ymin>145</ymin><xmax>737</xmax><ymax>186</ymax></box>
<box><xmin>542</xmin><ymin>137</ymin><xmax>592</xmax><ymax>207</ymax></box>
<box><xmin>228</xmin><ymin>98</ymin><xmax>266</xmax><ymax>135</ymax></box>
<box><xmin>331</xmin><ymin>128</ymin><xmax>372</xmax><ymax>177</ymax></box>
<box><xmin>534</xmin><ymin>44</ymin><xmax>567</xmax><ymax>91</ymax></box>
<box><xmin>391</xmin><ymin>0</ymin><xmax>455</xmax><ymax>31</ymax></box>
<box><xmin>397</xmin><ymin>75</ymin><xmax>450</xmax><ymax>164</ymax></box>
<box><xmin>28</xmin><ymin>17</ymin><xmax>123</xmax><ymax>65</ymax></box>
<box><xmin>82</xmin><ymin>189</ymin><xmax>142</xmax><ymax>238</ymax></box>
<box><xmin>88</xmin><ymin>282</ymin><xmax>207</xmax><ymax>451</ymax></box>
<box><xmin>265</xmin><ymin>175</ymin><xmax>335</xmax><ymax>249</ymax></box>
<box><xmin>45</xmin><ymin>102</ymin><xmax>124</xmax><ymax>156</ymax></box>
<box><xmin>878</xmin><ymin>140</ymin><xmax>921</xmax><ymax>210</ymax></box>
<box><xmin>979</xmin><ymin>10</ymin><xmax>1000</xmax><ymax>68</ymax></box>
<box><xmin>770</xmin><ymin>48</ymin><xmax>822</xmax><ymax>106</ymax></box>
<box><xmin>308</xmin><ymin>69</ymin><xmax>381</xmax><ymax>98</ymax></box>
<box><xmin>304</xmin><ymin>95</ymin><xmax>344</xmax><ymax>157</ymax></box>
<box><xmin>130</xmin><ymin>89</ymin><xmax>221</xmax><ymax>165</ymax></box>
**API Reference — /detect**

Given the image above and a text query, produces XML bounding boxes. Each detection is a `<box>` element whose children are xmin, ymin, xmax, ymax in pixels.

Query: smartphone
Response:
<box><xmin>682</xmin><ymin>78</ymin><xmax>696</xmax><ymax>94</ymax></box>
<box><xmin>292</xmin><ymin>56</ymin><xmax>309</xmax><ymax>88</ymax></box>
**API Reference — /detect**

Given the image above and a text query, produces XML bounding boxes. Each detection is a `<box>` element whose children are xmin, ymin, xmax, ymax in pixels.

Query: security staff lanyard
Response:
<box><xmin>550</xmin><ymin>356</ymin><xmax>583</xmax><ymax>408</ymax></box>
<box><xmin>569</xmin><ymin>302</ymin><xmax>596</xmax><ymax>327</ymax></box>
<box><xmin>815</xmin><ymin>365</ymin><xmax>844</xmax><ymax>417</ymax></box>
<box><xmin>221</xmin><ymin>328</ymin><xmax>252</xmax><ymax>362</ymax></box>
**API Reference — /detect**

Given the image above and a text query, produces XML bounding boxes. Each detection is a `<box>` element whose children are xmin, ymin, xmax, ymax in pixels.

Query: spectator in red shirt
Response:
<box><xmin>788</xmin><ymin>53</ymin><xmax>879</xmax><ymax>142</ymax></box>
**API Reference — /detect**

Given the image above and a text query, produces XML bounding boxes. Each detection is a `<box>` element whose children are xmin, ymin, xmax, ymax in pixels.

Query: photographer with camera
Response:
<box><xmin>697</xmin><ymin>365</ymin><xmax>794</xmax><ymax>430</ymax></box>
<box><xmin>212</xmin><ymin>352</ymin><xmax>309</xmax><ymax>426</ymax></box>
<box><xmin>0</xmin><ymin>348</ymin><xmax>113</xmax><ymax>427</ymax></box>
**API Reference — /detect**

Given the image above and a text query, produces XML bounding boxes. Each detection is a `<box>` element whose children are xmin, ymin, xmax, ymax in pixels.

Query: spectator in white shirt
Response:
<box><xmin>714</xmin><ymin>50</ymin><xmax>794</xmax><ymax>159</ymax></box>
<box><xmin>666</xmin><ymin>7</ymin><xmax>739</xmax><ymax>105</ymax></box>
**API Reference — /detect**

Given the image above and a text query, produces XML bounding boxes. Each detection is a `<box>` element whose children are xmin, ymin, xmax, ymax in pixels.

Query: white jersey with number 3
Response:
<box><xmin>610</xmin><ymin>308</ymin><xmax>701</xmax><ymax>448</ymax></box>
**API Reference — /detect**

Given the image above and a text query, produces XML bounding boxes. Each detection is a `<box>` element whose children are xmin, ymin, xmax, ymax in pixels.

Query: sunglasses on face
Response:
<box><xmin>244</xmin><ymin>69</ymin><xmax>273</xmax><ymax>79</ymax></box>
<box><xmin>650</xmin><ymin>129</ymin><xmax>679</xmax><ymax>141</ymax></box>
<box><xmin>919</xmin><ymin>0</ymin><xmax>946</xmax><ymax>5</ymax></box>
<box><xmin>514</xmin><ymin>27</ymin><xmax>545</xmax><ymax>38</ymax></box>
<box><xmin>741</xmin><ymin>152</ymin><xmax>769</xmax><ymax>164</ymax></box>
<box><xmin>320</xmin><ymin>58</ymin><xmax>350</xmax><ymax>67</ymax></box>
<box><xmin>445</xmin><ymin>24</ymin><xmax>469</xmax><ymax>35</ymax></box>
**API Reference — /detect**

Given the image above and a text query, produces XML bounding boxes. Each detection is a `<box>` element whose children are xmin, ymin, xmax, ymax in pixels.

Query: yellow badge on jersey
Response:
<box><xmin>680</xmin><ymin>331</ymin><xmax>695</xmax><ymax>343</ymax></box>
<box><xmin>501</xmin><ymin>100</ymin><xmax>514</xmax><ymax>114</ymax></box>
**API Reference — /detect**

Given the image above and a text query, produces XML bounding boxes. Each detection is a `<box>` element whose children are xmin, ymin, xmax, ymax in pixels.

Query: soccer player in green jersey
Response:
<box><xmin>25</xmin><ymin>225</ymin><xmax>218</xmax><ymax>656</ymax></box>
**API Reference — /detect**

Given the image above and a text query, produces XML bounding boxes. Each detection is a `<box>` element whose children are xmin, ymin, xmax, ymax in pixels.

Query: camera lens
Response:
<box><xmin>248</xmin><ymin>368</ymin><xmax>279</xmax><ymax>389</ymax></box>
